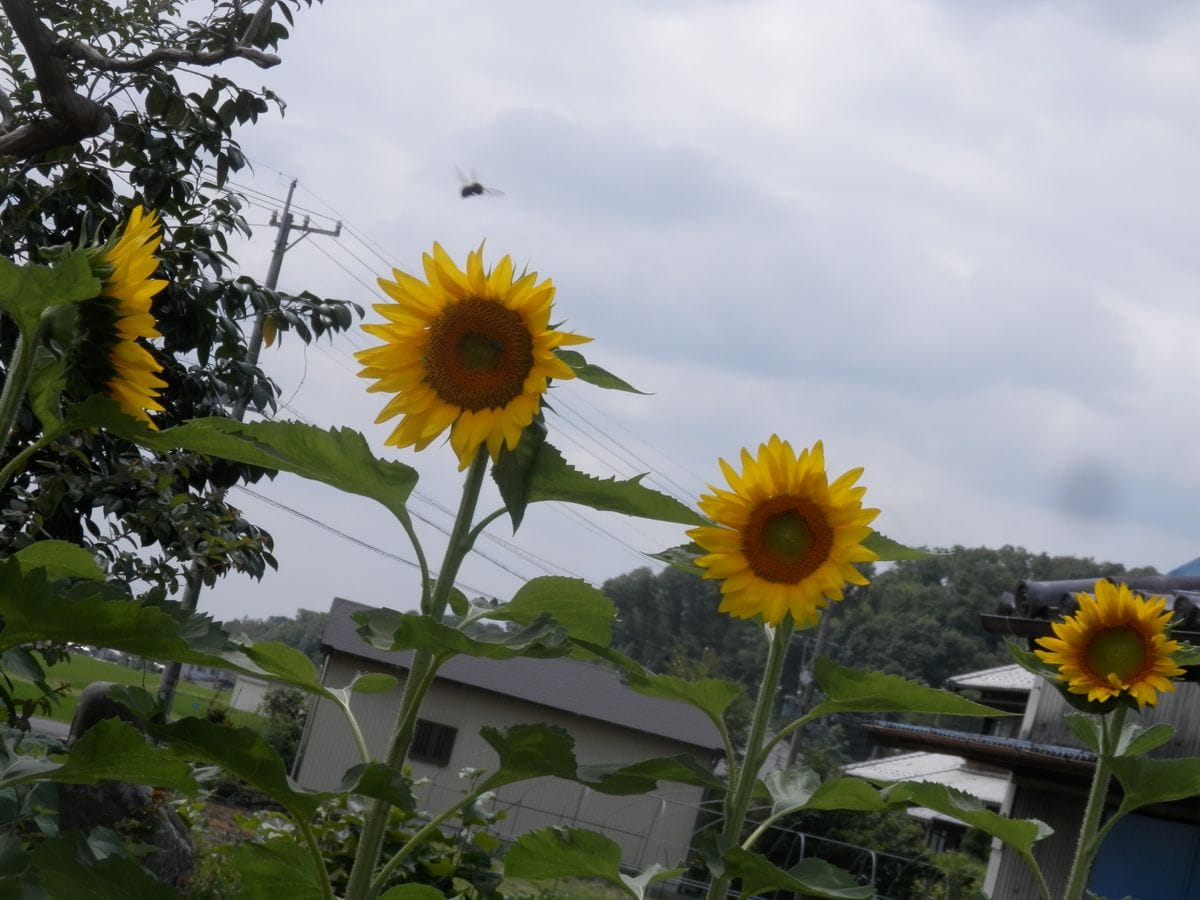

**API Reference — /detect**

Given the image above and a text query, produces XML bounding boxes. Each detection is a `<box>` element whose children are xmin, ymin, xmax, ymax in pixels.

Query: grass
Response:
<box><xmin>11</xmin><ymin>653</ymin><xmax>264</xmax><ymax>728</ymax></box>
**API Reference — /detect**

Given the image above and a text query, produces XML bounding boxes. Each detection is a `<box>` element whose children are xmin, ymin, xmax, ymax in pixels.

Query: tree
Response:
<box><xmin>230</xmin><ymin>608</ymin><xmax>328</xmax><ymax>665</ymax></box>
<box><xmin>0</xmin><ymin>0</ymin><xmax>357</xmax><ymax>600</ymax></box>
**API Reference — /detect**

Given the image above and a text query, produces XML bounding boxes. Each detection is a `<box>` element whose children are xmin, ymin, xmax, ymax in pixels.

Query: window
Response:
<box><xmin>411</xmin><ymin>719</ymin><xmax>457</xmax><ymax>767</ymax></box>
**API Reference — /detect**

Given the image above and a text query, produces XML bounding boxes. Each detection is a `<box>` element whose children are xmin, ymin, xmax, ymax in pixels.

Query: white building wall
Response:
<box><xmin>295</xmin><ymin>653</ymin><xmax>717</xmax><ymax>870</ymax></box>
<box><xmin>229</xmin><ymin>675</ymin><xmax>271</xmax><ymax>714</ymax></box>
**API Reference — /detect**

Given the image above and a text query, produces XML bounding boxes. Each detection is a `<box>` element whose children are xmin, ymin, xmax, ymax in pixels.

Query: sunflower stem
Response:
<box><xmin>705</xmin><ymin>617</ymin><xmax>793</xmax><ymax>900</ymax></box>
<box><xmin>0</xmin><ymin>330</ymin><xmax>37</xmax><ymax>462</ymax></box>
<box><xmin>1062</xmin><ymin>705</ymin><xmax>1127</xmax><ymax>900</ymax></box>
<box><xmin>343</xmin><ymin>446</ymin><xmax>489</xmax><ymax>900</ymax></box>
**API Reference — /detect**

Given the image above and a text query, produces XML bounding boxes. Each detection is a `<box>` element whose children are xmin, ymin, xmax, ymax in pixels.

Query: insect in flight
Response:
<box><xmin>457</xmin><ymin>167</ymin><xmax>504</xmax><ymax>198</ymax></box>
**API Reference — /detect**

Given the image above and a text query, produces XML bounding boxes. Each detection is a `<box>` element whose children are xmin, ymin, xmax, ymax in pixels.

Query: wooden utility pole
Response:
<box><xmin>156</xmin><ymin>179</ymin><xmax>341</xmax><ymax>713</ymax></box>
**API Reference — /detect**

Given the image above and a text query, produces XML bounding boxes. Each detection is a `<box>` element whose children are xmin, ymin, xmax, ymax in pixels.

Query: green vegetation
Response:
<box><xmin>10</xmin><ymin>653</ymin><xmax>262</xmax><ymax>728</ymax></box>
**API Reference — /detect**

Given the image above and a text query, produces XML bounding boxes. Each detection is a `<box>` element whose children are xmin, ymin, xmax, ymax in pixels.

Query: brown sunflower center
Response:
<box><xmin>1085</xmin><ymin>627</ymin><xmax>1148</xmax><ymax>682</ymax></box>
<box><xmin>425</xmin><ymin>298</ymin><xmax>534</xmax><ymax>411</ymax></box>
<box><xmin>742</xmin><ymin>495</ymin><xmax>834</xmax><ymax>584</ymax></box>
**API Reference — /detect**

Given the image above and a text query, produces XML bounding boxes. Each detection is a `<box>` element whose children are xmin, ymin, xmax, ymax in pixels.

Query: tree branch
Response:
<box><xmin>0</xmin><ymin>0</ymin><xmax>281</xmax><ymax>160</ymax></box>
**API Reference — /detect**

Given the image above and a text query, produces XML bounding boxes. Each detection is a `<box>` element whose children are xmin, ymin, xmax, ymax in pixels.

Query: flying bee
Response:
<box><xmin>457</xmin><ymin>167</ymin><xmax>504</xmax><ymax>198</ymax></box>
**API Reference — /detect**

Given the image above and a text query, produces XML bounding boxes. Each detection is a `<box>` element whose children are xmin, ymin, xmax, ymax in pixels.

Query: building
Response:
<box><xmin>868</xmin><ymin>575</ymin><xmax>1200</xmax><ymax>900</ymax></box>
<box><xmin>293</xmin><ymin>598</ymin><xmax>725</xmax><ymax>870</ymax></box>
<box><xmin>229</xmin><ymin>674</ymin><xmax>272</xmax><ymax>714</ymax></box>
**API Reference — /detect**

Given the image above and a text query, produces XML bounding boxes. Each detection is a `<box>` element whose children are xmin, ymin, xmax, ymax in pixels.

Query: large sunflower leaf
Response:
<box><xmin>148</xmin><ymin>718</ymin><xmax>327</xmax><ymax>819</ymax></box>
<box><xmin>379</xmin><ymin>887</ymin><xmax>447</xmax><ymax>899</ymax></box>
<box><xmin>492</xmin><ymin>414</ymin><xmax>548</xmax><ymax>530</ymax></box>
<box><xmin>760</xmin><ymin>769</ymin><xmax>893</xmax><ymax>817</ymax></box>
<box><xmin>862</xmin><ymin>531</ymin><xmax>935</xmax><ymax>561</ymax></box>
<box><xmin>12</xmin><ymin>540</ymin><xmax>104</xmax><ymax>582</ymax></box>
<box><xmin>802</xmin><ymin>657</ymin><xmax>1011</xmax><ymax>721</ymax></box>
<box><xmin>479</xmin><ymin>724</ymin><xmax>579</xmax><ymax>790</ymax></box>
<box><xmin>478</xmin><ymin>576</ymin><xmax>615</xmax><ymax>646</ymax></box>
<box><xmin>879</xmin><ymin>781</ymin><xmax>1051</xmax><ymax>857</ymax></box>
<box><xmin>578</xmin><ymin>755</ymin><xmax>724</xmax><ymax>795</ymax></box>
<box><xmin>338</xmin><ymin>762</ymin><xmax>414</xmax><ymax>809</ymax></box>
<box><xmin>722</xmin><ymin>849</ymin><xmax>873</xmax><ymax>899</ymax></box>
<box><xmin>0</xmin><ymin>251</ymin><xmax>99</xmax><ymax>338</ymax></box>
<box><xmin>64</xmin><ymin>400</ymin><xmax>419</xmax><ymax>528</ymax></box>
<box><xmin>504</xmin><ymin>827</ymin><xmax>637</xmax><ymax>896</ymax></box>
<box><xmin>47</xmin><ymin>720</ymin><xmax>197</xmax><ymax>792</ymax></box>
<box><xmin>577</xmin><ymin>642</ymin><xmax>742</xmax><ymax>729</ymax></box>
<box><xmin>353</xmin><ymin>608</ymin><xmax>573</xmax><ymax>660</ymax></box>
<box><xmin>30</xmin><ymin>833</ymin><xmax>178</xmax><ymax>900</ymax></box>
<box><xmin>648</xmin><ymin>542</ymin><xmax>705</xmax><ymax>576</ymax></box>
<box><xmin>553</xmin><ymin>349</ymin><xmax>647</xmax><ymax>394</ymax></box>
<box><xmin>228</xmin><ymin>840</ymin><xmax>327</xmax><ymax>900</ymax></box>
<box><xmin>1110</xmin><ymin>755</ymin><xmax>1200</xmax><ymax>818</ymax></box>
<box><xmin>497</xmin><ymin>439</ymin><xmax>704</xmax><ymax>530</ymax></box>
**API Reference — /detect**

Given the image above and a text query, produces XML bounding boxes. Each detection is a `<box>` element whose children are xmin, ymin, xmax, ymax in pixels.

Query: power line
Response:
<box><xmin>233</xmin><ymin>485</ymin><xmax>491</xmax><ymax>597</ymax></box>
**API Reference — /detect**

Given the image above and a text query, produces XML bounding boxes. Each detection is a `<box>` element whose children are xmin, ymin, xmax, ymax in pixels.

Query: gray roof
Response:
<box><xmin>947</xmin><ymin>664</ymin><xmax>1036</xmax><ymax>694</ymax></box>
<box><xmin>322</xmin><ymin>598</ymin><xmax>724</xmax><ymax>752</ymax></box>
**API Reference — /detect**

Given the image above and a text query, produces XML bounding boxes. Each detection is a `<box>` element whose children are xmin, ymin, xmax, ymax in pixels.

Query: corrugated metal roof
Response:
<box><xmin>321</xmin><ymin>598</ymin><xmax>724</xmax><ymax>752</ymax></box>
<box><xmin>947</xmin><ymin>664</ymin><xmax>1036</xmax><ymax>693</ymax></box>
<box><xmin>866</xmin><ymin>721</ymin><xmax>1096</xmax><ymax>776</ymax></box>
<box><xmin>843</xmin><ymin>751</ymin><xmax>1009</xmax><ymax>808</ymax></box>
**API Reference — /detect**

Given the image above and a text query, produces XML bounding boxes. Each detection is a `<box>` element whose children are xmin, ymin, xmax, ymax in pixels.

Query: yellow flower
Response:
<box><xmin>356</xmin><ymin>243</ymin><xmax>590</xmax><ymax>469</ymax></box>
<box><xmin>99</xmin><ymin>205</ymin><xmax>168</xmax><ymax>425</ymax></box>
<box><xmin>687</xmin><ymin>436</ymin><xmax>879</xmax><ymax>627</ymax></box>
<box><xmin>1034</xmin><ymin>580</ymin><xmax>1184</xmax><ymax>707</ymax></box>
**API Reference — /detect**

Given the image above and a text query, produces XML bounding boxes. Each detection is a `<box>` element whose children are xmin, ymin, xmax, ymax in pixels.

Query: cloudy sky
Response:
<box><xmin>200</xmin><ymin>0</ymin><xmax>1200</xmax><ymax>623</ymax></box>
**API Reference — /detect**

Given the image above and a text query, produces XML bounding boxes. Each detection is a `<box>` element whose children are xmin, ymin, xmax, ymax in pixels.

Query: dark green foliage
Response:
<box><xmin>830</xmin><ymin>545</ymin><xmax>1154</xmax><ymax>688</ymax></box>
<box><xmin>257</xmin><ymin>686</ymin><xmax>306</xmax><ymax>770</ymax></box>
<box><xmin>0</xmin><ymin>0</ymin><xmax>358</xmax><ymax>597</ymax></box>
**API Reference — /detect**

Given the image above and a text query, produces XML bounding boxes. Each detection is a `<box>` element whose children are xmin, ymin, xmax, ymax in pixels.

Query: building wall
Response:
<box><xmin>295</xmin><ymin>653</ymin><xmax>717</xmax><ymax>870</ymax></box>
<box><xmin>1026</xmin><ymin>681</ymin><xmax>1200</xmax><ymax>756</ymax></box>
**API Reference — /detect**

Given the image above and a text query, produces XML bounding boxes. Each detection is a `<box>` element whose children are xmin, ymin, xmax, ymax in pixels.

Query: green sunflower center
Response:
<box><xmin>743</xmin><ymin>495</ymin><xmax>834</xmax><ymax>584</ymax></box>
<box><xmin>425</xmin><ymin>298</ymin><xmax>534</xmax><ymax>411</ymax></box>
<box><xmin>1085</xmin><ymin>627</ymin><xmax>1147</xmax><ymax>682</ymax></box>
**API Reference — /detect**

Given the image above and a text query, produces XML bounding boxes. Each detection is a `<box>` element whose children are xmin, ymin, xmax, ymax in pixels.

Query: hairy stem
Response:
<box><xmin>1062</xmin><ymin>706</ymin><xmax>1127</xmax><ymax>900</ymax></box>
<box><xmin>343</xmin><ymin>447</ymin><xmax>489</xmax><ymax>900</ymax></box>
<box><xmin>705</xmin><ymin>618</ymin><xmax>793</xmax><ymax>900</ymax></box>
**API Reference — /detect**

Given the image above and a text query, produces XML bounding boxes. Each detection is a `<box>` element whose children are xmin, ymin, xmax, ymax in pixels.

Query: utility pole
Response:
<box><xmin>156</xmin><ymin>178</ymin><xmax>341</xmax><ymax>714</ymax></box>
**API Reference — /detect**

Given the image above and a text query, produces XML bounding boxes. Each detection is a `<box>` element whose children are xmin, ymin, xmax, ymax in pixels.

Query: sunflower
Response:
<box><xmin>1034</xmin><ymin>580</ymin><xmax>1185</xmax><ymax>707</ymax></box>
<box><xmin>356</xmin><ymin>243</ymin><xmax>590</xmax><ymax>469</ymax></box>
<box><xmin>76</xmin><ymin>206</ymin><xmax>169</xmax><ymax>426</ymax></box>
<box><xmin>687</xmin><ymin>436</ymin><xmax>879</xmax><ymax>627</ymax></box>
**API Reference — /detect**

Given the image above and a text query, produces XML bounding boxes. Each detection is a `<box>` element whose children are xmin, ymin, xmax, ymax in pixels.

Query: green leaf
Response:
<box><xmin>861</xmin><ymin>531</ymin><xmax>935</xmax><ymax>561</ymax></box>
<box><xmin>228</xmin><ymin>840</ymin><xmax>326</xmax><ymax>900</ymax></box>
<box><xmin>1063</xmin><ymin>713</ymin><xmax>1101</xmax><ymax>753</ymax></box>
<box><xmin>519</xmin><ymin>441</ymin><xmax>704</xmax><ymax>526</ymax></box>
<box><xmin>1173</xmin><ymin>642</ymin><xmax>1200</xmax><ymax>666</ymax></box>
<box><xmin>491</xmin><ymin>413</ymin><xmax>548</xmax><ymax>531</ymax></box>
<box><xmin>379</xmin><ymin>887</ymin><xmax>447</xmax><ymax>899</ymax></box>
<box><xmin>804</xmin><ymin>657</ymin><xmax>1011</xmax><ymax>721</ymax></box>
<box><xmin>30</xmin><ymin>833</ymin><xmax>178</xmax><ymax>899</ymax></box>
<box><xmin>338</xmin><ymin>762</ymin><xmax>414</xmax><ymax>809</ymax></box>
<box><xmin>481</xmin><ymin>577</ymin><xmax>615</xmax><ymax>646</ymax></box>
<box><xmin>619</xmin><ymin>864</ymin><xmax>685</xmax><ymax>900</ymax></box>
<box><xmin>479</xmin><ymin>724</ymin><xmax>579</xmax><ymax>790</ymax></box>
<box><xmin>722</xmin><ymin>848</ymin><xmax>873</xmax><ymax>899</ymax></box>
<box><xmin>51</xmin><ymin>720</ymin><xmax>197</xmax><ymax>792</ymax></box>
<box><xmin>763</xmin><ymin>767</ymin><xmax>820</xmax><ymax>815</ymax></box>
<box><xmin>1110</xmin><ymin>755</ymin><xmax>1200</xmax><ymax>817</ymax></box>
<box><xmin>0</xmin><ymin>251</ymin><xmax>99</xmax><ymax>339</ymax></box>
<box><xmin>12</xmin><ymin>540</ymin><xmax>104</xmax><ymax>582</ymax></box>
<box><xmin>68</xmin><ymin>405</ymin><xmax>420</xmax><ymax>529</ymax></box>
<box><xmin>553</xmin><ymin>349</ymin><xmax>647</xmax><ymax>394</ymax></box>
<box><xmin>880</xmin><ymin>781</ymin><xmax>1051</xmax><ymax>857</ymax></box>
<box><xmin>349</xmin><ymin>673</ymin><xmax>400</xmax><ymax>694</ymax></box>
<box><xmin>504</xmin><ymin>827</ymin><xmax>633</xmax><ymax>896</ymax></box>
<box><xmin>0</xmin><ymin>562</ymin><xmax>205</xmax><ymax>660</ymax></box>
<box><xmin>148</xmin><ymin>718</ymin><xmax>325</xmax><ymax>819</ymax></box>
<box><xmin>648</xmin><ymin>543</ymin><xmax>704</xmax><ymax>576</ymax></box>
<box><xmin>579</xmin><ymin>643</ymin><xmax>742</xmax><ymax>729</ymax></box>
<box><xmin>1116</xmin><ymin>722</ymin><xmax>1175</xmax><ymax>758</ymax></box>
<box><xmin>577</xmin><ymin>756</ymin><xmax>724</xmax><ymax>795</ymax></box>
<box><xmin>353</xmin><ymin>609</ymin><xmax>572</xmax><ymax>660</ymax></box>
<box><xmin>243</xmin><ymin>642</ymin><xmax>328</xmax><ymax>696</ymax></box>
